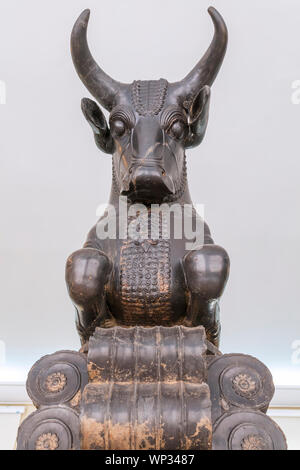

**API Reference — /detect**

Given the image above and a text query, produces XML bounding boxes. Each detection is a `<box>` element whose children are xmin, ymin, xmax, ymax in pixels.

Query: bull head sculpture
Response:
<box><xmin>71</xmin><ymin>7</ymin><xmax>227</xmax><ymax>203</ymax></box>
<box><xmin>67</xmin><ymin>7</ymin><xmax>230</xmax><ymax>348</ymax></box>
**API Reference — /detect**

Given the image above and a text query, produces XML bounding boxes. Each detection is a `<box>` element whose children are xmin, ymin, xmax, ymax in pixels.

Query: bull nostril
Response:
<box><xmin>161</xmin><ymin>170</ymin><xmax>166</xmax><ymax>176</ymax></box>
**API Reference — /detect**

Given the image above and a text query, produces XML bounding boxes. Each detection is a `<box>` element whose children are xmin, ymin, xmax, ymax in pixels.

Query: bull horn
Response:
<box><xmin>71</xmin><ymin>9</ymin><xmax>125</xmax><ymax>111</ymax></box>
<box><xmin>171</xmin><ymin>7</ymin><xmax>228</xmax><ymax>106</ymax></box>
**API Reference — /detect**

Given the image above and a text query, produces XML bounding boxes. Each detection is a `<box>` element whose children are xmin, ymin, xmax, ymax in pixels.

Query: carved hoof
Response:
<box><xmin>26</xmin><ymin>350</ymin><xmax>88</xmax><ymax>408</ymax></box>
<box><xmin>66</xmin><ymin>248</ymin><xmax>112</xmax><ymax>305</ymax></box>
<box><xmin>17</xmin><ymin>406</ymin><xmax>80</xmax><ymax>450</ymax></box>
<box><xmin>183</xmin><ymin>245</ymin><xmax>230</xmax><ymax>299</ymax></box>
<box><xmin>213</xmin><ymin>410</ymin><xmax>287</xmax><ymax>450</ymax></box>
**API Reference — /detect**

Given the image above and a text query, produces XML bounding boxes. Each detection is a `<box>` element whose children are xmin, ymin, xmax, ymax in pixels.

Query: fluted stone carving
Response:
<box><xmin>17</xmin><ymin>327</ymin><xmax>286</xmax><ymax>450</ymax></box>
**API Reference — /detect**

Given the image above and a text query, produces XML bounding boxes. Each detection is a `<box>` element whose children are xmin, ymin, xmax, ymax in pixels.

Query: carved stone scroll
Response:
<box><xmin>17</xmin><ymin>406</ymin><xmax>80</xmax><ymax>450</ymax></box>
<box><xmin>212</xmin><ymin>410</ymin><xmax>287</xmax><ymax>450</ymax></box>
<box><xmin>26</xmin><ymin>350</ymin><xmax>88</xmax><ymax>409</ymax></box>
<box><xmin>207</xmin><ymin>354</ymin><xmax>275</xmax><ymax>423</ymax></box>
<box><xmin>17</xmin><ymin>328</ymin><xmax>287</xmax><ymax>450</ymax></box>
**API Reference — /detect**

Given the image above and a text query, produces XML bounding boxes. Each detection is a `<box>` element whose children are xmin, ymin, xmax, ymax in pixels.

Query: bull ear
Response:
<box><xmin>81</xmin><ymin>98</ymin><xmax>115</xmax><ymax>154</ymax></box>
<box><xmin>185</xmin><ymin>86</ymin><xmax>211</xmax><ymax>149</ymax></box>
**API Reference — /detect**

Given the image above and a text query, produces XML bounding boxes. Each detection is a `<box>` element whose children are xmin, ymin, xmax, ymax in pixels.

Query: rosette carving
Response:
<box><xmin>207</xmin><ymin>354</ymin><xmax>275</xmax><ymax>422</ymax></box>
<box><xmin>213</xmin><ymin>410</ymin><xmax>287</xmax><ymax>450</ymax></box>
<box><xmin>17</xmin><ymin>406</ymin><xmax>80</xmax><ymax>450</ymax></box>
<box><xmin>26</xmin><ymin>350</ymin><xmax>88</xmax><ymax>407</ymax></box>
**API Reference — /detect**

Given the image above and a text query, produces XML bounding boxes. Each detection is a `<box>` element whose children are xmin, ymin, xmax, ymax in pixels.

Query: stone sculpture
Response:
<box><xmin>17</xmin><ymin>7</ymin><xmax>287</xmax><ymax>451</ymax></box>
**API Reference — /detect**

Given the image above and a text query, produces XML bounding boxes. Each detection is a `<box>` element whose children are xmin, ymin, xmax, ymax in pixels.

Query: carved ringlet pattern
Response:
<box><xmin>131</xmin><ymin>79</ymin><xmax>168</xmax><ymax>116</ymax></box>
<box><xmin>232</xmin><ymin>373</ymin><xmax>257</xmax><ymax>398</ymax></box>
<box><xmin>45</xmin><ymin>372</ymin><xmax>67</xmax><ymax>393</ymax></box>
<box><xmin>212</xmin><ymin>410</ymin><xmax>287</xmax><ymax>450</ymax></box>
<box><xmin>35</xmin><ymin>432</ymin><xmax>59</xmax><ymax>450</ymax></box>
<box><xmin>26</xmin><ymin>350</ymin><xmax>88</xmax><ymax>407</ymax></box>
<box><xmin>119</xmin><ymin>208</ymin><xmax>173</xmax><ymax>325</ymax></box>
<box><xmin>241</xmin><ymin>434</ymin><xmax>268</xmax><ymax>451</ymax></box>
<box><xmin>16</xmin><ymin>406</ymin><xmax>80</xmax><ymax>450</ymax></box>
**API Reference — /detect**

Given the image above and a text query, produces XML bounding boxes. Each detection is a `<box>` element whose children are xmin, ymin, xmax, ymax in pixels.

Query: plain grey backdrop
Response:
<box><xmin>0</xmin><ymin>0</ymin><xmax>299</xmax><ymax>384</ymax></box>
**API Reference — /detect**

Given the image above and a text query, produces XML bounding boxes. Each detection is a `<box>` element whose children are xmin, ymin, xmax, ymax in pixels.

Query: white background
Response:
<box><xmin>0</xmin><ymin>0</ymin><xmax>300</xmax><ymax>386</ymax></box>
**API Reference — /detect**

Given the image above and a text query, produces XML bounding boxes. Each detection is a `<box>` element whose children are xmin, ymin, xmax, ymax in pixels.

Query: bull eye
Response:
<box><xmin>111</xmin><ymin>119</ymin><xmax>126</xmax><ymax>137</ymax></box>
<box><xmin>109</xmin><ymin>106</ymin><xmax>135</xmax><ymax>139</ymax></box>
<box><xmin>169</xmin><ymin>120</ymin><xmax>186</xmax><ymax>140</ymax></box>
<box><xmin>161</xmin><ymin>106</ymin><xmax>188</xmax><ymax>141</ymax></box>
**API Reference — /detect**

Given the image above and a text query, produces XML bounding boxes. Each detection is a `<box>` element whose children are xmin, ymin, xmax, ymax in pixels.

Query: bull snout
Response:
<box><xmin>121</xmin><ymin>165</ymin><xmax>175</xmax><ymax>201</ymax></box>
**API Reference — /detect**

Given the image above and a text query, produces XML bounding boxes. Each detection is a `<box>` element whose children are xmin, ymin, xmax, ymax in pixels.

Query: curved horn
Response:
<box><xmin>171</xmin><ymin>7</ymin><xmax>228</xmax><ymax>105</ymax></box>
<box><xmin>71</xmin><ymin>9</ymin><xmax>124</xmax><ymax>111</ymax></box>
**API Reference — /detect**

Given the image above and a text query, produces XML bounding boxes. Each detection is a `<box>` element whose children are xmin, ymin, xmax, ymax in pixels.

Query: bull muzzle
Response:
<box><xmin>121</xmin><ymin>165</ymin><xmax>175</xmax><ymax>201</ymax></box>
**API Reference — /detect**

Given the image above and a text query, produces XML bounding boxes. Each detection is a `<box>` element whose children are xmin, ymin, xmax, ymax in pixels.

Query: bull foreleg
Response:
<box><xmin>65</xmin><ymin>248</ymin><xmax>113</xmax><ymax>346</ymax></box>
<box><xmin>182</xmin><ymin>245</ymin><xmax>230</xmax><ymax>348</ymax></box>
